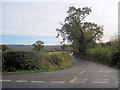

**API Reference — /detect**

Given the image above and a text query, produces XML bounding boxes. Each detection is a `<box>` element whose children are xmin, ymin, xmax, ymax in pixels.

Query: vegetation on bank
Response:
<box><xmin>2</xmin><ymin>50</ymin><xmax>73</xmax><ymax>74</ymax></box>
<box><xmin>86</xmin><ymin>38</ymin><xmax>120</xmax><ymax>68</ymax></box>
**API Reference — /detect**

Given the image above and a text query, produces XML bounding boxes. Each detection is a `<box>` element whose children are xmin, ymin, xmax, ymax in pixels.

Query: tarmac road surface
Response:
<box><xmin>1</xmin><ymin>55</ymin><xmax>119</xmax><ymax>88</ymax></box>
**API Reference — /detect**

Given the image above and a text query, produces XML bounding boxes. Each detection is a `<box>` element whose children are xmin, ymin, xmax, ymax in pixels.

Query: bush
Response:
<box><xmin>86</xmin><ymin>44</ymin><xmax>120</xmax><ymax>68</ymax></box>
<box><xmin>45</xmin><ymin>54</ymin><xmax>65</xmax><ymax>67</ymax></box>
<box><xmin>2</xmin><ymin>50</ymin><xmax>73</xmax><ymax>72</ymax></box>
<box><xmin>87</xmin><ymin>47</ymin><xmax>109</xmax><ymax>62</ymax></box>
<box><xmin>107</xmin><ymin>48</ymin><xmax>120</xmax><ymax>68</ymax></box>
<box><xmin>2</xmin><ymin>50</ymin><xmax>44</xmax><ymax>72</ymax></box>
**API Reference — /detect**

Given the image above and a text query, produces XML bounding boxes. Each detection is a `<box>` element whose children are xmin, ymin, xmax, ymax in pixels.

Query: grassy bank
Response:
<box><xmin>2</xmin><ymin>50</ymin><xmax>73</xmax><ymax>74</ymax></box>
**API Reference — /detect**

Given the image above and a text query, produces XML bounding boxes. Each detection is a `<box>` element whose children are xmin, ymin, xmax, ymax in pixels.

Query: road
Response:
<box><xmin>1</xmin><ymin>56</ymin><xmax>119</xmax><ymax>88</ymax></box>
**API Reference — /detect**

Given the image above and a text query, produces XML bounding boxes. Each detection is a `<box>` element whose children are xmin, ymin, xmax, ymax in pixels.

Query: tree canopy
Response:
<box><xmin>2</xmin><ymin>45</ymin><xmax>10</xmax><ymax>51</ymax></box>
<box><xmin>32</xmin><ymin>41</ymin><xmax>45</xmax><ymax>52</ymax></box>
<box><xmin>61</xmin><ymin>44</ymin><xmax>69</xmax><ymax>51</ymax></box>
<box><xmin>56</xmin><ymin>6</ymin><xmax>103</xmax><ymax>57</ymax></box>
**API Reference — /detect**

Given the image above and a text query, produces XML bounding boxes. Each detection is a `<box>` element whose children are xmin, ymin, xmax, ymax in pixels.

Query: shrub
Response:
<box><xmin>45</xmin><ymin>54</ymin><xmax>65</xmax><ymax>67</ymax></box>
<box><xmin>2</xmin><ymin>50</ymin><xmax>73</xmax><ymax>72</ymax></box>
<box><xmin>87</xmin><ymin>47</ymin><xmax>109</xmax><ymax>62</ymax></box>
<box><xmin>86</xmin><ymin>44</ymin><xmax>120</xmax><ymax>68</ymax></box>
<box><xmin>2</xmin><ymin>50</ymin><xmax>44</xmax><ymax>72</ymax></box>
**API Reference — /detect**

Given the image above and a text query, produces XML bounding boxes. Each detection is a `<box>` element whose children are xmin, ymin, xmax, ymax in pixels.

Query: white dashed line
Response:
<box><xmin>92</xmin><ymin>79</ymin><xmax>109</xmax><ymax>84</ymax></box>
<box><xmin>99</xmin><ymin>71</ymin><xmax>118</xmax><ymax>73</ymax></box>
<box><xmin>0</xmin><ymin>80</ymin><xmax>11</xmax><ymax>82</ymax></box>
<box><xmin>16</xmin><ymin>80</ymin><xmax>27</xmax><ymax>82</ymax></box>
<box><xmin>51</xmin><ymin>81</ymin><xmax>65</xmax><ymax>84</ymax></box>
<box><xmin>70</xmin><ymin>79</ymin><xmax>87</xmax><ymax>83</ymax></box>
<box><xmin>30</xmin><ymin>81</ymin><xmax>45</xmax><ymax>83</ymax></box>
<box><xmin>92</xmin><ymin>82</ymin><xmax>109</xmax><ymax>83</ymax></box>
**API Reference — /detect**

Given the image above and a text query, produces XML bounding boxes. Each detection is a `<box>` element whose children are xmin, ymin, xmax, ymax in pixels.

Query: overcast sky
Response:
<box><xmin>1</xmin><ymin>0</ymin><xmax>119</xmax><ymax>45</ymax></box>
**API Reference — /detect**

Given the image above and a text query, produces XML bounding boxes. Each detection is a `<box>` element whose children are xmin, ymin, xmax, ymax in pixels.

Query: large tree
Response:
<box><xmin>56</xmin><ymin>6</ymin><xmax>103</xmax><ymax>57</ymax></box>
<box><xmin>32</xmin><ymin>41</ymin><xmax>45</xmax><ymax>52</ymax></box>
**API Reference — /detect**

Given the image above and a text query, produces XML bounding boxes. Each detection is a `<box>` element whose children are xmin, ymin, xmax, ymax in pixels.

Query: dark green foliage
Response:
<box><xmin>2</xmin><ymin>45</ymin><xmax>11</xmax><ymax>51</ymax></box>
<box><xmin>2</xmin><ymin>50</ymin><xmax>72</xmax><ymax>72</ymax></box>
<box><xmin>56</xmin><ymin>6</ymin><xmax>103</xmax><ymax>57</ymax></box>
<box><xmin>87</xmin><ymin>42</ymin><xmax>120</xmax><ymax>68</ymax></box>
<box><xmin>109</xmin><ymin>51</ymin><xmax>120</xmax><ymax>66</ymax></box>
<box><xmin>61</xmin><ymin>44</ymin><xmax>68</xmax><ymax>51</ymax></box>
<box><xmin>61</xmin><ymin>44</ymin><xmax>71</xmax><ymax>51</ymax></box>
<box><xmin>32</xmin><ymin>41</ymin><xmax>45</xmax><ymax>52</ymax></box>
<box><xmin>2</xmin><ymin>50</ymin><xmax>44</xmax><ymax>71</ymax></box>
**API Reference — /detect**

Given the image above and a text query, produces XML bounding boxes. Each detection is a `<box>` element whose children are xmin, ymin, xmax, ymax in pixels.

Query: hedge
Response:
<box><xmin>86</xmin><ymin>47</ymin><xmax>120</xmax><ymax>68</ymax></box>
<box><xmin>2</xmin><ymin>50</ymin><xmax>45</xmax><ymax>71</ymax></box>
<box><xmin>2</xmin><ymin>50</ymin><xmax>73</xmax><ymax>72</ymax></box>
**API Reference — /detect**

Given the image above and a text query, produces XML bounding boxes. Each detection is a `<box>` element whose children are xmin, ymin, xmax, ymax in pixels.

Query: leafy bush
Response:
<box><xmin>87</xmin><ymin>47</ymin><xmax>109</xmax><ymax>61</ymax></box>
<box><xmin>2</xmin><ymin>50</ymin><xmax>73</xmax><ymax>72</ymax></box>
<box><xmin>2</xmin><ymin>50</ymin><xmax>44</xmax><ymax>72</ymax></box>
<box><xmin>45</xmin><ymin>54</ymin><xmax>65</xmax><ymax>67</ymax></box>
<box><xmin>86</xmin><ymin>42</ymin><xmax>120</xmax><ymax>68</ymax></box>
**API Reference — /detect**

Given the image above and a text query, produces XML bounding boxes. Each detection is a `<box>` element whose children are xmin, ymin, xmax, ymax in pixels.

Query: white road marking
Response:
<box><xmin>51</xmin><ymin>81</ymin><xmax>65</xmax><ymax>84</ymax></box>
<box><xmin>30</xmin><ymin>81</ymin><xmax>45</xmax><ymax>83</ymax></box>
<box><xmin>70</xmin><ymin>79</ymin><xmax>87</xmax><ymax>83</ymax></box>
<box><xmin>99</xmin><ymin>71</ymin><xmax>118</xmax><ymax>73</ymax></box>
<box><xmin>78</xmin><ymin>71</ymin><xmax>85</xmax><ymax>75</ymax></box>
<box><xmin>92</xmin><ymin>82</ymin><xmax>109</xmax><ymax>83</ymax></box>
<box><xmin>0</xmin><ymin>80</ymin><xmax>11</xmax><ymax>82</ymax></box>
<box><xmin>16</xmin><ymin>80</ymin><xmax>27</xmax><ymax>82</ymax></box>
<box><xmin>92</xmin><ymin>79</ymin><xmax>109</xmax><ymax>84</ymax></box>
<box><xmin>70</xmin><ymin>71</ymin><xmax>85</xmax><ymax>83</ymax></box>
<box><xmin>70</xmin><ymin>76</ymin><xmax>78</xmax><ymax>83</ymax></box>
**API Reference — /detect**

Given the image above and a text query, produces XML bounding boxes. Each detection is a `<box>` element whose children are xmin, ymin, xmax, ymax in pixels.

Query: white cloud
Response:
<box><xmin>2</xmin><ymin>0</ymin><xmax>119</xmax><ymax>39</ymax></box>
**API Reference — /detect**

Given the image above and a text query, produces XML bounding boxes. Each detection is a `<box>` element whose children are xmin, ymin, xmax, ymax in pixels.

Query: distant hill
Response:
<box><xmin>0</xmin><ymin>45</ymin><xmax>33</xmax><ymax>50</ymax></box>
<box><xmin>0</xmin><ymin>45</ymin><xmax>61</xmax><ymax>51</ymax></box>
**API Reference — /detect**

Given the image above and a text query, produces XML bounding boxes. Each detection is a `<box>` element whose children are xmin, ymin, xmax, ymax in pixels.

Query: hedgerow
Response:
<box><xmin>2</xmin><ymin>50</ymin><xmax>73</xmax><ymax>72</ymax></box>
<box><xmin>86</xmin><ymin>45</ymin><xmax>120</xmax><ymax>68</ymax></box>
